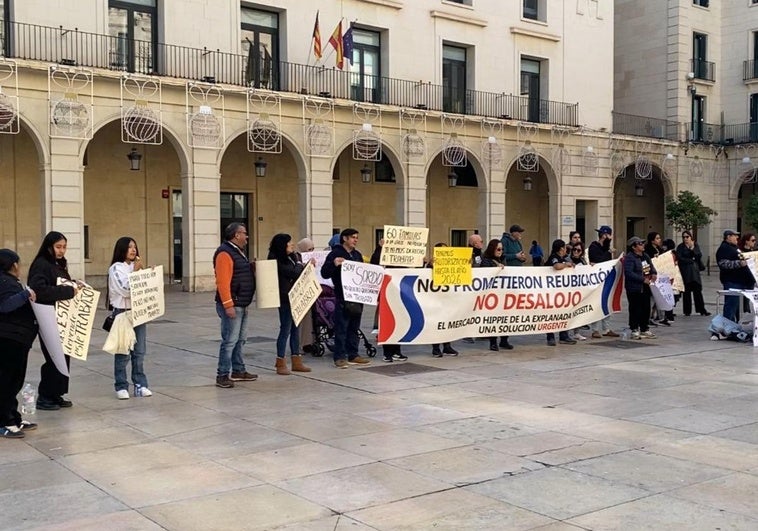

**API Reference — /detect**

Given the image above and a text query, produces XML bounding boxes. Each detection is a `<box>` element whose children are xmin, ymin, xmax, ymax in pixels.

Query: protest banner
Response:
<box><xmin>432</xmin><ymin>247</ymin><xmax>472</xmax><ymax>286</ymax></box>
<box><xmin>651</xmin><ymin>251</ymin><xmax>684</xmax><ymax>292</ymax></box>
<box><xmin>55</xmin><ymin>281</ymin><xmax>99</xmax><ymax>361</ymax></box>
<box><xmin>341</xmin><ymin>260</ymin><xmax>384</xmax><ymax>305</ymax></box>
<box><xmin>379</xmin><ymin>225</ymin><xmax>429</xmax><ymax>267</ymax></box>
<box><xmin>129</xmin><ymin>265</ymin><xmax>165</xmax><ymax>327</ymax></box>
<box><xmin>31</xmin><ymin>303</ymin><xmax>69</xmax><ymax>376</ymax></box>
<box><xmin>301</xmin><ymin>250</ymin><xmax>333</xmax><ymax>287</ymax></box>
<box><xmin>256</xmin><ymin>259</ymin><xmax>280</xmax><ymax>308</ymax></box>
<box><xmin>377</xmin><ymin>259</ymin><xmax>624</xmax><ymax>344</ymax></box>
<box><xmin>288</xmin><ymin>262</ymin><xmax>322</xmax><ymax>326</ymax></box>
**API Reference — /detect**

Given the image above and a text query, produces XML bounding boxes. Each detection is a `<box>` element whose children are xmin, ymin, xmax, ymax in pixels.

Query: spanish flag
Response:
<box><xmin>329</xmin><ymin>20</ymin><xmax>343</xmax><ymax>69</ymax></box>
<box><xmin>312</xmin><ymin>11</ymin><xmax>322</xmax><ymax>60</ymax></box>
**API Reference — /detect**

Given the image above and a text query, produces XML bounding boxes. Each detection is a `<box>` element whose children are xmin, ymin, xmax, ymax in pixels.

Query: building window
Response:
<box><xmin>442</xmin><ymin>44</ymin><xmax>467</xmax><ymax>113</ymax></box>
<box><xmin>349</xmin><ymin>28</ymin><xmax>380</xmax><ymax>103</ymax></box>
<box><xmin>220</xmin><ymin>192</ymin><xmax>250</xmax><ymax>254</ymax></box>
<box><xmin>450</xmin><ymin>161</ymin><xmax>478</xmax><ymax>187</ymax></box>
<box><xmin>692</xmin><ymin>32</ymin><xmax>712</xmax><ymax>81</ymax></box>
<box><xmin>523</xmin><ymin>0</ymin><xmax>546</xmax><ymax>22</ymax></box>
<box><xmin>108</xmin><ymin>0</ymin><xmax>157</xmax><ymax>74</ymax></box>
<box><xmin>750</xmin><ymin>94</ymin><xmax>758</xmax><ymax>142</ymax></box>
<box><xmin>83</xmin><ymin>225</ymin><xmax>90</xmax><ymax>260</ymax></box>
<box><xmin>373</xmin><ymin>153</ymin><xmax>395</xmax><ymax>182</ymax></box>
<box><xmin>693</xmin><ymin>0</ymin><xmax>709</xmax><ymax>7</ymax></box>
<box><xmin>521</xmin><ymin>57</ymin><xmax>543</xmax><ymax>123</ymax></box>
<box><xmin>691</xmin><ymin>95</ymin><xmax>705</xmax><ymax>142</ymax></box>
<box><xmin>444</xmin><ymin>0</ymin><xmax>473</xmax><ymax>5</ymax></box>
<box><xmin>451</xmin><ymin>229</ymin><xmax>475</xmax><ymax>248</ymax></box>
<box><xmin>0</xmin><ymin>0</ymin><xmax>9</xmax><ymax>57</ymax></box>
<box><xmin>241</xmin><ymin>7</ymin><xmax>278</xmax><ymax>89</ymax></box>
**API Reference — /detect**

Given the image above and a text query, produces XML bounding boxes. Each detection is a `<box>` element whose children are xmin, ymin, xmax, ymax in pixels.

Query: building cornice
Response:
<box><xmin>430</xmin><ymin>10</ymin><xmax>488</xmax><ymax>28</ymax></box>
<box><xmin>509</xmin><ymin>26</ymin><xmax>561</xmax><ymax>42</ymax></box>
<box><xmin>357</xmin><ymin>0</ymin><xmax>403</xmax><ymax>9</ymax></box>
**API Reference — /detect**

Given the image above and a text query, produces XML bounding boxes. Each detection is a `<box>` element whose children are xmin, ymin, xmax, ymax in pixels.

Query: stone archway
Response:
<box><xmin>505</xmin><ymin>155</ymin><xmax>558</xmax><ymax>251</ymax></box>
<box><xmin>613</xmin><ymin>164</ymin><xmax>667</xmax><ymax>244</ymax></box>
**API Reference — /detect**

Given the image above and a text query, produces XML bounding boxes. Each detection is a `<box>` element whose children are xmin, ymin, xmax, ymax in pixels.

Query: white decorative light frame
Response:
<box><xmin>0</xmin><ymin>58</ymin><xmax>20</xmax><ymax>134</ymax></box>
<box><xmin>48</xmin><ymin>65</ymin><xmax>94</xmax><ymax>140</ymax></box>
<box><xmin>302</xmin><ymin>96</ymin><xmax>334</xmax><ymax>157</ymax></box>
<box><xmin>352</xmin><ymin>103</ymin><xmax>382</xmax><ymax>162</ymax></box>
<box><xmin>399</xmin><ymin>108</ymin><xmax>427</xmax><ymax>164</ymax></box>
<box><xmin>185</xmin><ymin>81</ymin><xmax>225</xmax><ymax>150</ymax></box>
<box><xmin>246</xmin><ymin>89</ymin><xmax>282</xmax><ymax>154</ymax></box>
<box><xmin>121</xmin><ymin>74</ymin><xmax>162</xmax><ymax>145</ymax></box>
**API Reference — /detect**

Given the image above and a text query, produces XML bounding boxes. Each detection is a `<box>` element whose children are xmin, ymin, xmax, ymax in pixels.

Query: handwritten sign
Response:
<box><xmin>741</xmin><ymin>251</ymin><xmax>758</xmax><ymax>284</ymax></box>
<box><xmin>129</xmin><ymin>265</ymin><xmax>165</xmax><ymax>327</ymax></box>
<box><xmin>651</xmin><ymin>251</ymin><xmax>684</xmax><ymax>293</ymax></box>
<box><xmin>379</xmin><ymin>225</ymin><xmax>429</xmax><ymax>267</ymax></box>
<box><xmin>301</xmin><ymin>250</ymin><xmax>333</xmax><ymax>287</ymax></box>
<box><xmin>341</xmin><ymin>261</ymin><xmax>384</xmax><ymax>305</ymax></box>
<box><xmin>288</xmin><ymin>262</ymin><xmax>322</xmax><ymax>326</ymax></box>
<box><xmin>432</xmin><ymin>247</ymin><xmax>472</xmax><ymax>286</ymax></box>
<box><xmin>55</xmin><ymin>280</ymin><xmax>100</xmax><ymax>361</ymax></box>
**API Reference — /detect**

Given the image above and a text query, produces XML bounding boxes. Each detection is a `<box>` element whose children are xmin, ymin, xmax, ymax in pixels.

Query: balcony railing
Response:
<box><xmin>722</xmin><ymin>122</ymin><xmax>758</xmax><ymax>145</ymax></box>
<box><xmin>743</xmin><ymin>59</ymin><xmax>758</xmax><ymax>81</ymax></box>
<box><xmin>686</xmin><ymin>121</ymin><xmax>723</xmax><ymax>143</ymax></box>
<box><xmin>612</xmin><ymin>112</ymin><xmax>682</xmax><ymax>142</ymax></box>
<box><xmin>691</xmin><ymin>58</ymin><xmax>715</xmax><ymax>82</ymax></box>
<box><xmin>1</xmin><ymin>19</ymin><xmax>579</xmax><ymax>126</ymax></box>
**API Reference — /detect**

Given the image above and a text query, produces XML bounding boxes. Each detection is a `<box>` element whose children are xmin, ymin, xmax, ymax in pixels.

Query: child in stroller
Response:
<box><xmin>310</xmin><ymin>285</ymin><xmax>376</xmax><ymax>358</ymax></box>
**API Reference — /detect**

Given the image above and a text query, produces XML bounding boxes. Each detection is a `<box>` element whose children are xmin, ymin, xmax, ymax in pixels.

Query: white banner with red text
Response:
<box><xmin>377</xmin><ymin>260</ymin><xmax>624</xmax><ymax>344</ymax></box>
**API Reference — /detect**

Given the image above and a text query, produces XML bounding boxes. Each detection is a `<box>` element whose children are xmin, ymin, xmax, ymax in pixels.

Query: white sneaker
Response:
<box><xmin>135</xmin><ymin>387</ymin><xmax>152</xmax><ymax>397</ymax></box>
<box><xmin>116</xmin><ymin>389</ymin><xmax>130</xmax><ymax>400</ymax></box>
<box><xmin>630</xmin><ymin>330</ymin><xmax>641</xmax><ymax>340</ymax></box>
<box><xmin>574</xmin><ymin>333</ymin><xmax>587</xmax><ymax>341</ymax></box>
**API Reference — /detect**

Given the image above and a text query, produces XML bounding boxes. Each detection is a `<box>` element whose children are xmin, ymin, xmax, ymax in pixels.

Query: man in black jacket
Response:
<box><xmin>716</xmin><ymin>229</ymin><xmax>751</xmax><ymax>323</ymax></box>
<box><xmin>322</xmin><ymin>228</ymin><xmax>372</xmax><ymax>369</ymax></box>
<box><xmin>588</xmin><ymin>225</ymin><xmax>620</xmax><ymax>338</ymax></box>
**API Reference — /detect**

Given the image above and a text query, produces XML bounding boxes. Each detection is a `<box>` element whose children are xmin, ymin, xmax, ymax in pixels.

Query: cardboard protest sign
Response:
<box><xmin>55</xmin><ymin>279</ymin><xmax>100</xmax><ymax>361</ymax></box>
<box><xmin>341</xmin><ymin>261</ymin><xmax>384</xmax><ymax>305</ymax></box>
<box><xmin>256</xmin><ymin>259</ymin><xmax>280</xmax><ymax>308</ymax></box>
<box><xmin>129</xmin><ymin>266</ymin><xmax>165</xmax><ymax>327</ymax></box>
<box><xmin>31</xmin><ymin>303</ymin><xmax>69</xmax><ymax>375</ymax></box>
<box><xmin>651</xmin><ymin>251</ymin><xmax>684</xmax><ymax>292</ymax></box>
<box><xmin>379</xmin><ymin>225</ymin><xmax>429</xmax><ymax>267</ymax></box>
<box><xmin>301</xmin><ymin>250</ymin><xmax>333</xmax><ymax>287</ymax></box>
<box><xmin>432</xmin><ymin>247</ymin><xmax>472</xmax><ymax>286</ymax></box>
<box><xmin>650</xmin><ymin>275</ymin><xmax>675</xmax><ymax>311</ymax></box>
<box><xmin>288</xmin><ymin>262</ymin><xmax>322</xmax><ymax>326</ymax></box>
<box><xmin>377</xmin><ymin>259</ymin><xmax>624</xmax><ymax>344</ymax></box>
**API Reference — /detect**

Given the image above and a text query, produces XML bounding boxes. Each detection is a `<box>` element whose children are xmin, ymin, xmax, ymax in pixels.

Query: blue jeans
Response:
<box><xmin>216</xmin><ymin>302</ymin><xmax>249</xmax><ymax>376</ymax></box>
<box><xmin>276</xmin><ymin>304</ymin><xmax>299</xmax><ymax>358</ymax></box>
<box><xmin>722</xmin><ymin>281</ymin><xmax>743</xmax><ymax>323</ymax></box>
<box><xmin>333</xmin><ymin>302</ymin><xmax>362</xmax><ymax>361</ymax></box>
<box><xmin>113</xmin><ymin>309</ymin><xmax>147</xmax><ymax>391</ymax></box>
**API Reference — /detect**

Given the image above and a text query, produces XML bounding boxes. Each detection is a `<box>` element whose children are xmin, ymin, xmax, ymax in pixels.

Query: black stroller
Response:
<box><xmin>311</xmin><ymin>285</ymin><xmax>376</xmax><ymax>357</ymax></box>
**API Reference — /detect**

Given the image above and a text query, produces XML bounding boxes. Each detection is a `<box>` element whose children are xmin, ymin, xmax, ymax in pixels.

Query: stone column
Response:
<box><xmin>487</xmin><ymin>164</ymin><xmax>506</xmax><ymax>237</ymax></box>
<box><xmin>404</xmin><ymin>162</ymin><xmax>427</xmax><ymax>227</ymax></box>
<box><xmin>182</xmin><ymin>148</ymin><xmax>220</xmax><ymax>292</ymax></box>
<box><xmin>49</xmin><ymin>138</ymin><xmax>85</xmax><ymax>280</ymax></box>
<box><xmin>306</xmin><ymin>156</ymin><xmax>334</xmax><ymax>249</ymax></box>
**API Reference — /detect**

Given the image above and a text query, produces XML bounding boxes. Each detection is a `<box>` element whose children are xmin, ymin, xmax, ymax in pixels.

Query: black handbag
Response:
<box><xmin>102</xmin><ymin>313</ymin><xmax>115</xmax><ymax>332</ymax></box>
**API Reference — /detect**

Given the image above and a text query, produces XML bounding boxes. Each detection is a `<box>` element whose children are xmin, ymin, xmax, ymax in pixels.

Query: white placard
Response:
<box><xmin>301</xmin><ymin>250</ymin><xmax>333</xmax><ymax>287</ymax></box>
<box><xmin>129</xmin><ymin>266</ymin><xmax>165</xmax><ymax>327</ymax></box>
<box><xmin>340</xmin><ymin>261</ymin><xmax>384</xmax><ymax>305</ymax></box>
<box><xmin>650</xmin><ymin>275</ymin><xmax>675</xmax><ymax>311</ymax></box>
<box><xmin>255</xmin><ymin>259</ymin><xmax>280</xmax><ymax>308</ymax></box>
<box><xmin>379</xmin><ymin>225</ymin><xmax>429</xmax><ymax>267</ymax></box>
<box><xmin>288</xmin><ymin>262</ymin><xmax>323</xmax><ymax>326</ymax></box>
<box><xmin>55</xmin><ymin>280</ymin><xmax>99</xmax><ymax>361</ymax></box>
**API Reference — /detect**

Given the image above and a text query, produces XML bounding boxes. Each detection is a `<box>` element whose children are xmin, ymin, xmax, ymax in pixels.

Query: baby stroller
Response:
<box><xmin>311</xmin><ymin>285</ymin><xmax>376</xmax><ymax>357</ymax></box>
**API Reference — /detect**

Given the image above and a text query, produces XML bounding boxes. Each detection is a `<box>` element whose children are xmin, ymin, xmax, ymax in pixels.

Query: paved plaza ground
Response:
<box><xmin>2</xmin><ymin>272</ymin><xmax>758</xmax><ymax>530</ymax></box>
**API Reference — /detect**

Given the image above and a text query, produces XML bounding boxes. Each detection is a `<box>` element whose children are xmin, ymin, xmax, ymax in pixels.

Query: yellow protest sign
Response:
<box><xmin>432</xmin><ymin>247</ymin><xmax>472</xmax><ymax>286</ymax></box>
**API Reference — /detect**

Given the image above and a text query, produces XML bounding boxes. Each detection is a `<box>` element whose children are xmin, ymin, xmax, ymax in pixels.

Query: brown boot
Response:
<box><xmin>275</xmin><ymin>357</ymin><xmax>291</xmax><ymax>375</ymax></box>
<box><xmin>291</xmin><ymin>354</ymin><xmax>312</xmax><ymax>372</ymax></box>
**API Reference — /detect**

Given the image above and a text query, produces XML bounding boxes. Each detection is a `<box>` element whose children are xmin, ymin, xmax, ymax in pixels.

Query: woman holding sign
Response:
<box><xmin>28</xmin><ymin>232</ymin><xmax>78</xmax><ymax>411</ymax></box>
<box><xmin>108</xmin><ymin>237</ymin><xmax>151</xmax><ymax>399</ymax></box>
<box><xmin>268</xmin><ymin>233</ymin><xmax>313</xmax><ymax>375</ymax></box>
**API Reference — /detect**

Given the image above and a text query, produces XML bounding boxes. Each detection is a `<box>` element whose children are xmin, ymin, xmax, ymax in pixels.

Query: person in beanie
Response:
<box><xmin>0</xmin><ymin>249</ymin><xmax>38</xmax><ymax>438</ymax></box>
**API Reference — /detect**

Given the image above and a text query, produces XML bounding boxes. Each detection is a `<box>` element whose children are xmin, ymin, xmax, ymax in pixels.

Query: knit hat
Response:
<box><xmin>0</xmin><ymin>248</ymin><xmax>20</xmax><ymax>272</ymax></box>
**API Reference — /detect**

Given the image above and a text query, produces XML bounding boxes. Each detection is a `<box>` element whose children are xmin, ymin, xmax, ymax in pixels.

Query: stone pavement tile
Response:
<box><xmin>620</xmin><ymin>386</ymin><xmax>705</xmax><ymax>408</ymax></box>
<box><xmin>386</xmin><ymin>445</ymin><xmax>543</xmax><ymax>485</ymax></box>
<box><xmin>88</xmin><ymin>461</ymin><xmax>261</xmax><ymax>508</ymax></box>
<box><xmin>402</xmin><ymin>369</ymin><xmax>491</xmax><ymax>386</ymax></box>
<box><xmin>163</xmin><ymin>420</ymin><xmax>305</xmax><ymax>459</ymax></box>
<box><xmin>658</xmin><ymin>381</ymin><xmax>758</xmax><ymax>401</ymax></box>
<box><xmin>255</xmin><ymin>411</ymin><xmax>395</xmax><ymax>442</ymax></box>
<box><xmin>627</xmin><ymin>406</ymin><xmax>752</xmax><ymax>434</ymax></box>
<box><xmin>347</xmin><ymin>488</ymin><xmax>553</xmax><ymax>530</ymax></box>
<box><xmin>645</xmin><ymin>435</ymin><xmax>758</xmax><ymax>471</ymax></box>
<box><xmin>271</xmin><ymin>515</ymin><xmax>377</xmax><ymax>530</ymax></box>
<box><xmin>491</xmin><ymin>382</ymin><xmax>603</xmax><ymax>408</ymax></box>
<box><xmin>482</xmin><ymin>431</ymin><xmax>596</xmax><ymax>458</ymax></box>
<box><xmin>140</xmin><ymin>484</ymin><xmax>332</xmax><ymax>530</ymax></box>
<box><xmin>557</xmin><ymin>395</ymin><xmax>670</xmax><ymax>419</ymax></box>
<box><xmin>277</xmin><ymin>462</ymin><xmax>451</xmax><ymax>513</ymax></box>
<box><xmin>710</xmin><ymin>422</ymin><xmax>758</xmax><ymax>444</ymax></box>
<box><xmin>525</xmin><ymin>440</ymin><xmax>628</xmax><ymax>466</ymax></box>
<box><xmin>528</xmin><ymin>523</ymin><xmax>588</xmax><ymax>531</ymax></box>
<box><xmin>0</xmin><ymin>482</ymin><xmax>127</xmax><ymax>530</ymax></box>
<box><xmin>324</xmin><ymin>427</ymin><xmax>464</xmax><ymax>460</ymax></box>
<box><xmin>355</xmin><ymin>403</ymin><xmax>473</xmax><ymax>428</ymax></box>
<box><xmin>568</xmin><ymin>493</ymin><xmax>758</xmax><ymax>530</ymax></box>
<box><xmin>415</xmin><ymin>416</ymin><xmax>540</xmax><ymax>444</ymax></box>
<box><xmin>25</xmin><ymin>424</ymin><xmax>151</xmax><ymax>457</ymax></box>
<box><xmin>309</xmin><ymin>393</ymin><xmax>412</xmax><ymax>416</ymax></box>
<box><xmin>99</xmin><ymin>401</ymin><xmax>234</xmax><ymax>437</ymax></box>
<box><xmin>689</xmin><ymin>395</ymin><xmax>758</xmax><ymax>422</ymax></box>
<box><xmin>59</xmin><ymin>441</ymin><xmax>204</xmax><ymax>480</ymax></box>
<box><xmin>218</xmin><ymin>441</ymin><xmax>375</xmax><ymax>482</ymax></box>
<box><xmin>669</xmin><ymin>472</ymin><xmax>758</xmax><ymax>520</ymax></box>
<box><xmin>0</xmin><ymin>459</ymin><xmax>84</xmax><ymax>495</ymax></box>
<box><xmin>485</xmin><ymin>403</ymin><xmax>611</xmax><ymax>432</ymax></box>
<box><xmin>0</xmin><ymin>440</ymin><xmax>49</xmax><ymax>466</ymax></box>
<box><xmin>389</xmin><ymin>384</ymin><xmax>483</xmax><ymax>404</ymax></box>
<box><xmin>465</xmin><ymin>467</ymin><xmax>649</xmax><ymax>520</ymax></box>
<box><xmin>30</xmin><ymin>510</ymin><xmax>166</xmax><ymax>531</ymax></box>
<box><xmin>566</xmin><ymin>419</ymin><xmax>696</xmax><ymax>447</ymax></box>
<box><xmin>563</xmin><ymin>449</ymin><xmax>732</xmax><ymax>493</ymax></box>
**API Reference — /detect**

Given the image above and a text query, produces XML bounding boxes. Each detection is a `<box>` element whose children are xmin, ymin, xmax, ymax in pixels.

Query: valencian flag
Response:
<box><xmin>342</xmin><ymin>23</ymin><xmax>354</xmax><ymax>66</ymax></box>
<box><xmin>312</xmin><ymin>11</ymin><xmax>322</xmax><ymax>60</ymax></box>
<box><xmin>329</xmin><ymin>20</ymin><xmax>343</xmax><ymax>69</ymax></box>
